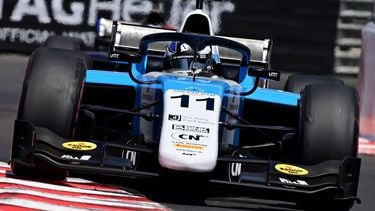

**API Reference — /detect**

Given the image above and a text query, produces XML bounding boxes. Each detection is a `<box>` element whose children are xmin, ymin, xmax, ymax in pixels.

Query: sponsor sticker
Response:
<box><xmin>174</xmin><ymin>143</ymin><xmax>204</xmax><ymax>150</ymax></box>
<box><xmin>172</xmin><ymin>124</ymin><xmax>209</xmax><ymax>133</ymax></box>
<box><xmin>62</xmin><ymin>141</ymin><xmax>97</xmax><ymax>151</ymax></box>
<box><xmin>171</xmin><ymin>132</ymin><xmax>207</xmax><ymax>141</ymax></box>
<box><xmin>275</xmin><ymin>164</ymin><xmax>308</xmax><ymax>176</ymax></box>
<box><xmin>279</xmin><ymin>177</ymin><xmax>308</xmax><ymax>186</ymax></box>
<box><xmin>61</xmin><ymin>155</ymin><xmax>92</xmax><ymax>160</ymax></box>
<box><xmin>168</xmin><ymin>114</ymin><xmax>181</xmax><ymax>121</ymax></box>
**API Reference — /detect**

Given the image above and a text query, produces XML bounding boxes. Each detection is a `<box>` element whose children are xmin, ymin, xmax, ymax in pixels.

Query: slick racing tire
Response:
<box><xmin>19</xmin><ymin>47</ymin><xmax>90</xmax><ymax>138</ymax></box>
<box><xmin>284</xmin><ymin>73</ymin><xmax>344</xmax><ymax>93</ymax></box>
<box><xmin>12</xmin><ymin>47</ymin><xmax>91</xmax><ymax>179</ymax></box>
<box><xmin>299</xmin><ymin>83</ymin><xmax>359</xmax><ymax>165</ymax></box>
<box><xmin>297</xmin><ymin>84</ymin><xmax>358</xmax><ymax>210</ymax></box>
<box><xmin>43</xmin><ymin>35</ymin><xmax>84</xmax><ymax>51</ymax></box>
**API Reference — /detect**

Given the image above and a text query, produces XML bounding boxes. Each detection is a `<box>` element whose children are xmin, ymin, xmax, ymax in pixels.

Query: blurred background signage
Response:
<box><xmin>0</xmin><ymin>0</ymin><xmax>340</xmax><ymax>73</ymax></box>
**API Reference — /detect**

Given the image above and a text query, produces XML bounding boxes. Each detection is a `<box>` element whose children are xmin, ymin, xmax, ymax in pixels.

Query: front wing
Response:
<box><xmin>11</xmin><ymin>120</ymin><xmax>361</xmax><ymax>204</ymax></box>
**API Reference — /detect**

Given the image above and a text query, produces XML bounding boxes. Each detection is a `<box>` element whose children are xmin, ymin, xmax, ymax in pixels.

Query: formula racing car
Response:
<box><xmin>10</xmin><ymin>1</ymin><xmax>361</xmax><ymax>210</ymax></box>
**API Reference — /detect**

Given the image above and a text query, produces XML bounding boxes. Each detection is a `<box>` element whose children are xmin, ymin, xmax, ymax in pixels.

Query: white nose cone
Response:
<box><xmin>158</xmin><ymin>89</ymin><xmax>221</xmax><ymax>172</ymax></box>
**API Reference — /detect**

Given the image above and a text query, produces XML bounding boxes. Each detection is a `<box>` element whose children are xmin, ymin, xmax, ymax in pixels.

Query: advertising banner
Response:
<box><xmin>0</xmin><ymin>0</ymin><xmax>339</xmax><ymax>73</ymax></box>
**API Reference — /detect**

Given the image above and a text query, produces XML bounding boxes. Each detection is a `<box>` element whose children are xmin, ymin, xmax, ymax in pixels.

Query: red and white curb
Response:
<box><xmin>359</xmin><ymin>137</ymin><xmax>375</xmax><ymax>155</ymax></box>
<box><xmin>0</xmin><ymin>162</ymin><xmax>169</xmax><ymax>211</ymax></box>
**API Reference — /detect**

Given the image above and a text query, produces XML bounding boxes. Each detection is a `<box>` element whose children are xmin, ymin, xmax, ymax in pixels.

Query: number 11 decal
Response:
<box><xmin>171</xmin><ymin>95</ymin><xmax>215</xmax><ymax>111</ymax></box>
<box><xmin>196</xmin><ymin>98</ymin><xmax>214</xmax><ymax>111</ymax></box>
<box><xmin>170</xmin><ymin>95</ymin><xmax>189</xmax><ymax>107</ymax></box>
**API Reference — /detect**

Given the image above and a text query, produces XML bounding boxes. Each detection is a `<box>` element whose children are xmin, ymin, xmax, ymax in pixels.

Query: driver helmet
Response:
<box><xmin>164</xmin><ymin>41</ymin><xmax>220</xmax><ymax>76</ymax></box>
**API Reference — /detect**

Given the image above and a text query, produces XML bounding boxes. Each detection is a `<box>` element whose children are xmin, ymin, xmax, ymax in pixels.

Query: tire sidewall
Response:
<box><xmin>18</xmin><ymin>47</ymin><xmax>89</xmax><ymax>138</ymax></box>
<box><xmin>299</xmin><ymin>83</ymin><xmax>359</xmax><ymax>164</ymax></box>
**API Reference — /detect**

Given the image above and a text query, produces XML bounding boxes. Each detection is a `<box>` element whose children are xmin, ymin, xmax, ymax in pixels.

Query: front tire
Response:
<box><xmin>299</xmin><ymin>83</ymin><xmax>359</xmax><ymax>164</ymax></box>
<box><xmin>296</xmin><ymin>83</ymin><xmax>359</xmax><ymax>210</ymax></box>
<box><xmin>284</xmin><ymin>73</ymin><xmax>344</xmax><ymax>93</ymax></box>
<box><xmin>11</xmin><ymin>47</ymin><xmax>91</xmax><ymax>179</ymax></box>
<box><xmin>43</xmin><ymin>35</ymin><xmax>84</xmax><ymax>51</ymax></box>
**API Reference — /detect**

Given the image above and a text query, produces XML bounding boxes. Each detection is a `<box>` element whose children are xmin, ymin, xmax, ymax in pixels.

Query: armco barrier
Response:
<box><xmin>358</xmin><ymin>21</ymin><xmax>375</xmax><ymax>155</ymax></box>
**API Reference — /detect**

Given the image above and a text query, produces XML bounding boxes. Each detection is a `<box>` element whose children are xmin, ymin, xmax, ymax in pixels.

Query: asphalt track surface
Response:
<box><xmin>0</xmin><ymin>53</ymin><xmax>374</xmax><ymax>211</ymax></box>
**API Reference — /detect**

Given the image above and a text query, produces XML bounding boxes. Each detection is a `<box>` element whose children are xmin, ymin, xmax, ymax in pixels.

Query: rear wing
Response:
<box><xmin>107</xmin><ymin>20</ymin><xmax>272</xmax><ymax>68</ymax></box>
